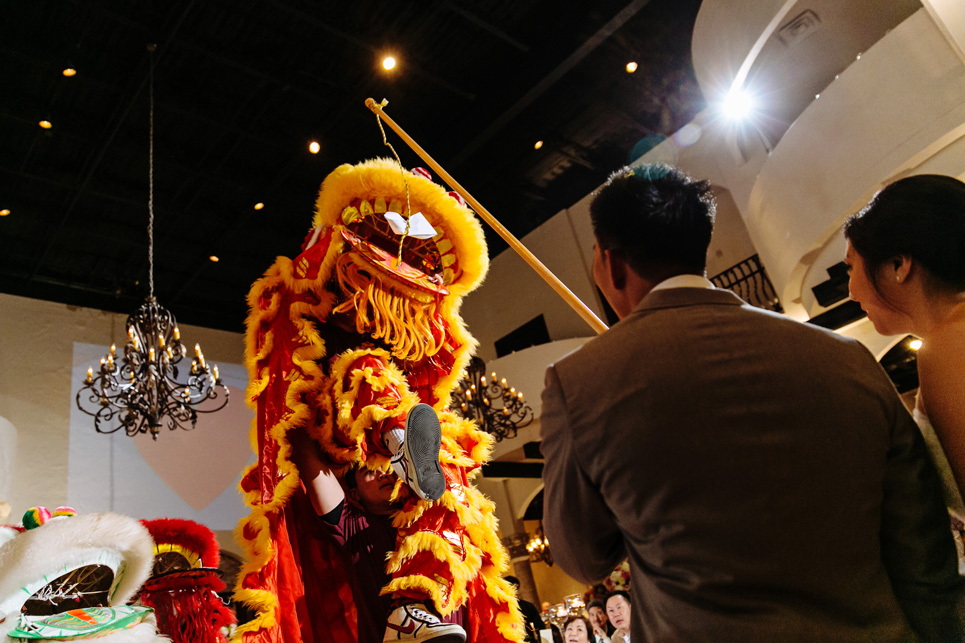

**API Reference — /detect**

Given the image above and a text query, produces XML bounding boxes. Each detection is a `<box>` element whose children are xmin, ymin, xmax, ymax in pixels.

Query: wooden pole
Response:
<box><xmin>365</xmin><ymin>98</ymin><xmax>608</xmax><ymax>335</ymax></box>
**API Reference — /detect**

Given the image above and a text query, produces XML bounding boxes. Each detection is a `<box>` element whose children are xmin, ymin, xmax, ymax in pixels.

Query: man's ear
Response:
<box><xmin>605</xmin><ymin>249</ymin><xmax>628</xmax><ymax>290</ymax></box>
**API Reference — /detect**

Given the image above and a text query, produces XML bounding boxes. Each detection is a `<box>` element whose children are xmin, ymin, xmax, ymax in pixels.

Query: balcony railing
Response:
<box><xmin>710</xmin><ymin>254</ymin><xmax>783</xmax><ymax>313</ymax></box>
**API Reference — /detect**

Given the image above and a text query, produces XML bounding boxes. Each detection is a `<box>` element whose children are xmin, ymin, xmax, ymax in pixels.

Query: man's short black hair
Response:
<box><xmin>504</xmin><ymin>575</ymin><xmax>520</xmax><ymax>588</ymax></box>
<box><xmin>604</xmin><ymin>589</ymin><xmax>630</xmax><ymax>608</ymax></box>
<box><xmin>587</xmin><ymin>599</ymin><xmax>605</xmax><ymax>611</ymax></box>
<box><xmin>590</xmin><ymin>164</ymin><xmax>715</xmax><ymax>280</ymax></box>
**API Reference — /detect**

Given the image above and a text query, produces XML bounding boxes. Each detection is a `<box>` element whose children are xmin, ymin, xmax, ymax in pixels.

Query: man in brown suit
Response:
<box><xmin>540</xmin><ymin>164</ymin><xmax>964</xmax><ymax>642</ymax></box>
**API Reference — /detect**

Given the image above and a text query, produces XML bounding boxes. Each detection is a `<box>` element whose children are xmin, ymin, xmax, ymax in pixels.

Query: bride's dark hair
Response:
<box><xmin>845</xmin><ymin>174</ymin><xmax>965</xmax><ymax>292</ymax></box>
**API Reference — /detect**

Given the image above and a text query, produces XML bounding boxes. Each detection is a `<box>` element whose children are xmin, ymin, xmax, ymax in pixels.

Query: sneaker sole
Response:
<box><xmin>405</xmin><ymin>403</ymin><xmax>446</xmax><ymax>501</ymax></box>
<box><xmin>415</xmin><ymin>634</ymin><xmax>465</xmax><ymax>643</ymax></box>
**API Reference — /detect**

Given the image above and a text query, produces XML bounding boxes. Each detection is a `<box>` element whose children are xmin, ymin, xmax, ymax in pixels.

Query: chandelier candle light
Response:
<box><xmin>75</xmin><ymin>45</ymin><xmax>228</xmax><ymax>440</ymax></box>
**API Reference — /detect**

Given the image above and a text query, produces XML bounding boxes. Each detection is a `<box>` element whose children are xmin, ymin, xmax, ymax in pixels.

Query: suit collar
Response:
<box><xmin>631</xmin><ymin>286</ymin><xmax>745</xmax><ymax>315</ymax></box>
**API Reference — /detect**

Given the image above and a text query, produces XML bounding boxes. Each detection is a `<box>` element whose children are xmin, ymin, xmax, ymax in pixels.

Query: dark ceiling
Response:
<box><xmin>1</xmin><ymin>0</ymin><xmax>704</xmax><ymax>332</ymax></box>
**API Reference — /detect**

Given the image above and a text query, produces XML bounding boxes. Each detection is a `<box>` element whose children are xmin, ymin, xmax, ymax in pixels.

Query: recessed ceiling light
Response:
<box><xmin>626</xmin><ymin>62</ymin><xmax>638</xmax><ymax>73</ymax></box>
<box><xmin>0</xmin><ymin>209</ymin><xmax>10</xmax><ymax>217</ymax></box>
<box><xmin>909</xmin><ymin>338</ymin><xmax>923</xmax><ymax>350</ymax></box>
<box><xmin>534</xmin><ymin>140</ymin><xmax>544</xmax><ymax>150</ymax></box>
<box><xmin>39</xmin><ymin>120</ymin><xmax>52</xmax><ymax>129</ymax></box>
<box><xmin>382</xmin><ymin>56</ymin><xmax>397</xmax><ymax>71</ymax></box>
<box><xmin>309</xmin><ymin>141</ymin><xmax>320</xmax><ymax>154</ymax></box>
<box><xmin>62</xmin><ymin>68</ymin><xmax>77</xmax><ymax>77</ymax></box>
<box><xmin>209</xmin><ymin>255</ymin><xmax>220</xmax><ymax>263</ymax></box>
<box><xmin>254</xmin><ymin>202</ymin><xmax>265</xmax><ymax>210</ymax></box>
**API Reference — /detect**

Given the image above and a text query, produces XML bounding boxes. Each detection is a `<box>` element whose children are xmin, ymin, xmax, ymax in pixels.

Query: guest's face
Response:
<box><xmin>587</xmin><ymin>606</ymin><xmax>607</xmax><ymax>631</ymax></box>
<box><xmin>606</xmin><ymin>595</ymin><xmax>630</xmax><ymax>631</ymax></box>
<box><xmin>564</xmin><ymin>619</ymin><xmax>590</xmax><ymax>643</ymax></box>
<box><xmin>845</xmin><ymin>242</ymin><xmax>909</xmax><ymax>336</ymax></box>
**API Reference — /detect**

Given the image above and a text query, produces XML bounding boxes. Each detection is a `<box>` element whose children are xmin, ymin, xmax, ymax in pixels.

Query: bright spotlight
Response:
<box><xmin>909</xmin><ymin>338</ymin><xmax>923</xmax><ymax>350</ymax></box>
<box><xmin>382</xmin><ymin>56</ymin><xmax>397</xmax><ymax>71</ymax></box>
<box><xmin>722</xmin><ymin>89</ymin><xmax>753</xmax><ymax>120</ymax></box>
<box><xmin>309</xmin><ymin>141</ymin><xmax>320</xmax><ymax>154</ymax></box>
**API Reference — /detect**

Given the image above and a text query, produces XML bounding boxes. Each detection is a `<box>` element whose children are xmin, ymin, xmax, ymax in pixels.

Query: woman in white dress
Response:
<box><xmin>844</xmin><ymin>174</ymin><xmax>965</xmax><ymax>567</ymax></box>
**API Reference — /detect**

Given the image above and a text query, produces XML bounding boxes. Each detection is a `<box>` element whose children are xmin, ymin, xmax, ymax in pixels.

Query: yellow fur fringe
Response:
<box><xmin>334</xmin><ymin>253</ymin><xmax>443</xmax><ymax>362</ymax></box>
<box><xmin>313</xmin><ymin>158</ymin><xmax>488</xmax><ymax>298</ymax></box>
<box><xmin>233</xmin><ymin>160</ymin><xmax>524</xmax><ymax>642</ymax></box>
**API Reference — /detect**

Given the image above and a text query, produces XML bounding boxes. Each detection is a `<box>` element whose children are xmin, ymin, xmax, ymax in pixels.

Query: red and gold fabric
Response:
<box><xmin>233</xmin><ymin>159</ymin><xmax>524</xmax><ymax>643</ymax></box>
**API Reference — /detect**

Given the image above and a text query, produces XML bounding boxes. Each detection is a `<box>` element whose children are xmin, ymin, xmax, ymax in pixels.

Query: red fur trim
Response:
<box><xmin>141</xmin><ymin>518</ymin><xmax>221</xmax><ymax>568</ymax></box>
<box><xmin>143</xmin><ymin>569</ymin><xmax>226</xmax><ymax>593</ymax></box>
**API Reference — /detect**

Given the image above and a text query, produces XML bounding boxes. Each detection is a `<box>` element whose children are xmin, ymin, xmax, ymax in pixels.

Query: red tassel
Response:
<box><xmin>140</xmin><ymin>583</ymin><xmax>236</xmax><ymax>643</ymax></box>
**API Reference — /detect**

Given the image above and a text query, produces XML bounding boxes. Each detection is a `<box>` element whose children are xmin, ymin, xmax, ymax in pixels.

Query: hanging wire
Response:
<box><xmin>373</xmin><ymin>100</ymin><xmax>412</xmax><ymax>264</ymax></box>
<box><xmin>147</xmin><ymin>45</ymin><xmax>156</xmax><ymax>299</ymax></box>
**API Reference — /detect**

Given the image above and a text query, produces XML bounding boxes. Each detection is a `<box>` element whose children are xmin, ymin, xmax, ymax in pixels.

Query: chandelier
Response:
<box><xmin>526</xmin><ymin>521</ymin><xmax>552</xmax><ymax>566</ymax></box>
<box><xmin>75</xmin><ymin>46</ymin><xmax>228</xmax><ymax>440</ymax></box>
<box><xmin>451</xmin><ymin>356</ymin><xmax>533</xmax><ymax>442</ymax></box>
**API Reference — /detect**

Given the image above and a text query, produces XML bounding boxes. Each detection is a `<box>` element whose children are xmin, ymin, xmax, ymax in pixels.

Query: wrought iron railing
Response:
<box><xmin>710</xmin><ymin>254</ymin><xmax>783</xmax><ymax>313</ymax></box>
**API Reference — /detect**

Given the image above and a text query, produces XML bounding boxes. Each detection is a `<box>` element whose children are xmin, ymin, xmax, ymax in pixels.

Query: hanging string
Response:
<box><xmin>373</xmin><ymin>99</ymin><xmax>412</xmax><ymax>265</ymax></box>
<box><xmin>147</xmin><ymin>44</ymin><xmax>156</xmax><ymax>299</ymax></box>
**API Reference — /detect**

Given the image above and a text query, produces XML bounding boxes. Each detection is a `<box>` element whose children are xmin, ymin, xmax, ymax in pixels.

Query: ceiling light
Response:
<box><xmin>309</xmin><ymin>141</ymin><xmax>320</xmax><ymax>154</ymax></box>
<box><xmin>722</xmin><ymin>89</ymin><xmax>753</xmax><ymax>120</ymax></box>
<box><xmin>254</xmin><ymin>202</ymin><xmax>265</xmax><ymax>210</ymax></box>
<box><xmin>626</xmin><ymin>62</ymin><xmax>638</xmax><ymax>73</ymax></box>
<box><xmin>909</xmin><ymin>338</ymin><xmax>923</xmax><ymax>350</ymax></box>
<box><xmin>382</xmin><ymin>56</ymin><xmax>397</xmax><ymax>71</ymax></box>
<box><xmin>534</xmin><ymin>140</ymin><xmax>543</xmax><ymax>150</ymax></box>
<box><xmin>62</xmin><ymin>68</ymin><xmax>77</xmax><ymax>77</ymax></box>
<box><xmin>0</xmin><ymin>209</ymin><xmax>10</xmax><ymax>217</ymax></box>
<box><xmin>39</xmin><ymin>120</ymin><xmax>52</xmax><ymax>129</ymax></box>
<box><xmin>209</xmin><ymin>255</ymin><xmax>220</xmax><ymax>263</ymax></box>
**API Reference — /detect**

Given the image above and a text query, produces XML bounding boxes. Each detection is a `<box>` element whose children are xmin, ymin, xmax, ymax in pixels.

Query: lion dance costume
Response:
<box><xmin>139</xmin><ymin>518</ymin><xmax>236</xmax><ymax>643</ymax></box>
<box><xmin>234</xmin><ymin>158</ymin><xmax>524</xmax><ymax>643</ymax></box>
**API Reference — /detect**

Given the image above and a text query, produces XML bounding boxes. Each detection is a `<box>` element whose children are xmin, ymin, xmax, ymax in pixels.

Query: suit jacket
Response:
<box><xmin>540</xmin><ymin>287</ymin><xmax>964</xmax><ymax>642</ymax></box>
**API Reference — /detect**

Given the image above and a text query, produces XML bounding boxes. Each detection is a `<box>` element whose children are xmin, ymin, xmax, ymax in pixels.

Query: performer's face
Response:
<box><xmin>352</xmin><ymin>467</ymin><xmax>400</xmax><ymax>515</ymax></box>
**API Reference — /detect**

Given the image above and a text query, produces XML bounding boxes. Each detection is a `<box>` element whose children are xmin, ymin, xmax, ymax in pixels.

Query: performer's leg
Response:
<box><xmin>328</xmin><ymin>349</ymin><xmax>446</xmax><ymax>501</ymax></box>
<box><xmin>386</xmin><ymin>403</ymin><xmax>446</xmax><ymax>502</ymax></box>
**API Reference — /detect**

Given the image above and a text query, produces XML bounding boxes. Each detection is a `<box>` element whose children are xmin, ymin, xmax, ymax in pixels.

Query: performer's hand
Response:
<box><xmin>288</xmin><ymin>427</ymin><xmax>323</xmax><ymax>476</ymax></box>
<box><xmin>289</xmin><ymin>427</ymin><xmax>346</xmax><ymax>516</ymax></box>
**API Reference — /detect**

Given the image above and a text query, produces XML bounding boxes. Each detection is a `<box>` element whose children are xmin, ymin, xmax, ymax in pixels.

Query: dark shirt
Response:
<box><xmin>320</xmin><ymin>499</ymin><xmax>465</xmax><ymax>642</ymax></box>
<box><xmin>322</xmin><ymin>499</ymin><xmax>396</xmax><ymax>643</ymax></box>
<box><xmin>517</xmin><ymin>598</ymin><xmax>545</xmax><ymax>643</ymax></box>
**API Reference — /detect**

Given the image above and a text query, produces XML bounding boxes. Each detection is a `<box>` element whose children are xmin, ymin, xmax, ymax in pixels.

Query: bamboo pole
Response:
<box><xmin>365</xmin><ymin>98</ymin><xmax>608</xmax><ymax>335</ymax></box>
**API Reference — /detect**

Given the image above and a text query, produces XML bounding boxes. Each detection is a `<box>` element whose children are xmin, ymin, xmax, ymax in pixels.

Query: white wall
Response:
<box><xmin>0</xmin><ymin>292</ymin><xmax>249</xmax><ymax>553</ymax></box>
<box><xmin>461</xmin><ymin>203</ymin><xmax>605</xmax><ymax>363</ymax></box>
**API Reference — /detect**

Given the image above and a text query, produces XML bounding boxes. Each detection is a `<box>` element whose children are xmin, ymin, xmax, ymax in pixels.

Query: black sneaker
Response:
<box><xmin>390</xmin><ymin>403</ymin><xmax>446</xmax><ymax>502</ymax></box>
